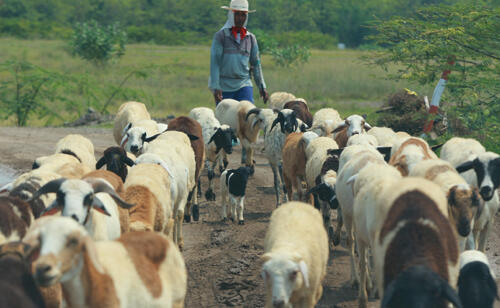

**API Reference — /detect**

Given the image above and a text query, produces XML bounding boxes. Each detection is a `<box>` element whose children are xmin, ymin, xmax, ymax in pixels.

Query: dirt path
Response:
<box><xmin>1</xmin><ymin>126</ymin><xmax>499</xmax><ymax>308</ymax></box>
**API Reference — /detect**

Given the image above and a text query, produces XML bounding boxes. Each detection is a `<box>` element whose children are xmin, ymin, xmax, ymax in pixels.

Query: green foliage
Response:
<box><xmin>367</xmin><ymin>2</ymin><xmax>500</xmax><ymax>151</ymax></box>
<box><xmin>0</xmin><ymin>59</ymin><xmax>70</xmax><ymax>126</ymax></box>
<box><xmin>0</xmin><ymin>0</ymin><xmax>474</xmax><ymax>48</ymax></box>
<box><xmin>270</xmin><ymin>44</ymin><xmax>311</xmax><ymax>68</ymax></box>
<box><xmin>70</xmin><ymin>20</ymin><xmax>127</xmax><ymax>65</ymax></box>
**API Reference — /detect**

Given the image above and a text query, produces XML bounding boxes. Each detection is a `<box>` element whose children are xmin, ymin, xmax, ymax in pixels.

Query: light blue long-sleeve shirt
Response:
<box><xmin>209</xmin><ymin>28</ymin><xmax>266</xmax><ymax>92</ymax></box>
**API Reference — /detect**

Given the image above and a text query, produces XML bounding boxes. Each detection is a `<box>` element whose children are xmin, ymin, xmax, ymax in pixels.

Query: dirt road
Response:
<box><xmin>1</xmin><ymin>126</ymin><xmax>499</xmax><ymax>308</ymax></box>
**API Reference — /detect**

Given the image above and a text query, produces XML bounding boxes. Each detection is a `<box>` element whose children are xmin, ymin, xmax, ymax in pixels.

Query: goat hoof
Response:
<box><xmin>184</xmin><ymin>214</ymin><xmax>191</xmax><ymax>223</ymax></box>
<box><xmin>238</xmin><ymin>220</ymin><xmax>245</xmax><ymax>225</ymax></box>
<box><xmin>192</xmin><ymin>204</ymin><xmax>200</xmax><ymax>221</ymax></box>
<box><xmin>205</xmin><ymin>190</ymin><xmax>216</xmax><ymax>201</ymax></box>
<box><xmin>223</xmin><ymin>160</ymin><xmax>229</xmax><ymax>169</ymax></box>
<box><xmin>230</xmin><ymin>217</ymin><xmax>234</xmax><ymax>222</ymax></box>
<box><xmin>328</xmin><ymin>226</ymin><xmax>335</xmax><ymax>241</ymax></box>
<box><xmin>222</xmin><ymin>217</ymin><xmax>228</xmax><ymax>222</ymax></box>
<box><xmin>333</xmin><ymin>233</ymin><xmax>341</xmax><ymax>246</ymax></box>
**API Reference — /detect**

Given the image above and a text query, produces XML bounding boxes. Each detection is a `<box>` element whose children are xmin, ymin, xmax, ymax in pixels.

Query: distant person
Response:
<box><xmin>209</xmin><ymin>0</ymin><xmax>269</xmax><ymax>105</ymax></box>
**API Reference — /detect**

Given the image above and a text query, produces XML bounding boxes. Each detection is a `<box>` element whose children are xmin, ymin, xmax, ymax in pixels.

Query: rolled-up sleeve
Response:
<box><xmin>250</xmin><ymin>35</ymin><xmax>266</xmax><ymax>90</ymax></box>
<box><xmin>209</xmin><ymin>32</ymin><xmax>224</xmax><ymax>91</ymax></box>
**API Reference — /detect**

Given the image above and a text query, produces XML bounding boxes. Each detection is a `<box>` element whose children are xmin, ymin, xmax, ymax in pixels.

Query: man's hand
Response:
<box><xmin>213</xmin><ymin>89</ymin><xmax>223</xmax><ymax>104</ymax></box>
<box><xmin>260</xmin><ymin>88</ymin><xmax>269</xmax><ymax>104</ymax></box>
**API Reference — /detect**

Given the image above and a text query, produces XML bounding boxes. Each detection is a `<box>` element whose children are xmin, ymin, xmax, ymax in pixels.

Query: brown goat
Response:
<box><xmin>283</xmin><ymin>100</ymin><xmax>313</xmax><ymax>127</ymax></box>
<box><xmin>0</xmin><ymin>196</ymin><xmax>32</xmax><ymax>244</ymax></box>
<box><xmin>282</xmin><ymin>133</ymin><xmax>308</xmax><ymax>203</ymax></box>
<box><xmin>167</xmin><ymin>116</ymin><xmax>205</xmax><ymax>222</ymax></box>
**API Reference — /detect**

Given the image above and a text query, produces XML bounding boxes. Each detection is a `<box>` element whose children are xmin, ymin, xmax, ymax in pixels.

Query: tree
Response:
<box><xmin>0</xmin><ymin>60</ymin><xmax>69</xmax><ymax>126</ymax></box>
<box><xmin>366</xmin><ymin>2</ymin><xmax>500</xmax><ymax>150</ymax></box>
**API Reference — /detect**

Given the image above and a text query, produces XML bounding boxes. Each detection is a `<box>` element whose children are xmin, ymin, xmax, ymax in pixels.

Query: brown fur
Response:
<box><xmin>125</xmin><ymin>186</ymin><xmax>163</xmax><ymax>232</ymax></box>
<box><xmin>118</xmin><ymin>232</ymin><xmax>169</xmax><ymax>298</ymax></box>
<box><xmin>283</xmin><ymin>101</ymin><xmax>313</xmax><ymax>127</ymax></box>
<box><xmin>447</xmin><ymin>186</ymin><xmax>480</xmax><ymax>236</ymax></box>
<box><xmin>334</xmin><ymin>127</ymin><xmax>349</xmax><ymax>148</ymax></box>
<box><xmin>389</xmin><ymin>138</ymin><xmax>435</xmax><ymax>175</ymax></box>
<box><xmin>79</xmin><ymin>245</ymin><xmax>120</xmax><ymax>308</ymax></box>
<box><xmin>383</xmin><ymin>222</ymin><xmax>450</xmax><ymax>288</ymax></box>
<box><xmin>379</xmin><ymin>190</ymin><xmax>458</xmax><ymax>270</ymax></box>
<box><xmin>237</xmin><ymin>108</ymin><xmax>259</xmax><ymax>143</ymax></box>
<box><xmin>424</xmin><ymin>164</ymin><xmax>456</xmax><ymax>181</ymax></box>
<box><xmin>39</xmin><ymin>284</ymin><xmax>62</xmax><ymax>308</ymax></box>
<box><xmin>83</xmin><ymin>170</ymin><xmax>129</xmax><ymax>233</ymax></box>
<box><xmin>282</xmin><ymin>133</ymin><xmax>307</xmax><ymax>201</ymax></box>
<box><xmin>0</xmin><ymin>196</ymin><xmax>32</xmax><ymax>242</ymax></box>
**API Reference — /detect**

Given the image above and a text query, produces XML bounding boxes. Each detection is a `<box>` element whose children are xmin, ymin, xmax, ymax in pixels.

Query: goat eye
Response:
<box><xmin>141</xmin><ymin>133</ymin><xmax>146</xmax><ymax>140</ymax></box>
<box><xmin>67</xmin><ymin>237</ymin><xmax>79</xmax><ymax>247</ymax></box>
<box><xmin>84</xmin><ymin>194</ymin><xmax>93</xmax><ymax>205</ymax></box>
<box><xmin>289</xmin><ymin>270</ymin><xmax>298</xmax><ymax>281</ymax></box>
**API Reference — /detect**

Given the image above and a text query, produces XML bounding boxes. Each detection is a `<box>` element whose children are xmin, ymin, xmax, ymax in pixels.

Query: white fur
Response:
<box><xmin>311</xmin><ymin>108</ymin><xmax>343</xmax><ymax>138</ymax></box>
<box><xmin>367</xmin><ymin>127</ymin><xmax>398</xmax><ymax>147</ymax></box>
<box><xmin>262</xmin><ymin>202</ymin><xmax>328</xmax><ymax>308</ymax></box>
<box><xmin>268</xmin><ymin>92</ymin><xmax>297</xmax><ymax>110</ymax></box>
<box><xmin>113</xmin><ymin>101</ymin><xmax>151</xmax><ymax>145</ymax></box>
<box><xmin>54</xmin><ymin>134</ymin><xmax>96</xmax><ymax>171</ymax></box>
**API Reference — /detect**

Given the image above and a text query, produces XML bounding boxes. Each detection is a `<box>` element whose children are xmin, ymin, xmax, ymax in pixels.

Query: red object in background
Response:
<box><xmin>423</xmin><ymin>56</ymin><xmax>455</xmax><ymax>133</ymax></box>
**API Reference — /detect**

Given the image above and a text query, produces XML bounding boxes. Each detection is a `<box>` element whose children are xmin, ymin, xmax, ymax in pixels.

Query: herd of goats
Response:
<box><xmin>0</xmin><ymin>91</ymin><xmax>499</xmax><ymax>308</ymax></box>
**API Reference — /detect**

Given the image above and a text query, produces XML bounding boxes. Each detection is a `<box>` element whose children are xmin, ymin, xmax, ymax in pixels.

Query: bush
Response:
<box><xmin>270</xmin><ymin>44</ymin><xmax>311</xmax><ymax>68</ymax></box>
<box><xmin>70</xmin><ymin>20</ymin><xmax>127</xmax><ymax>65</ymax></box>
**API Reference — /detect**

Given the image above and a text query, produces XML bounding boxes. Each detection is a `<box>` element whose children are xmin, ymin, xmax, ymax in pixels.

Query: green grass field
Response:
<box><xmin>0</xmin><ymin>38</ymin><xmax>432</xmax><ymax>126</ymax></box>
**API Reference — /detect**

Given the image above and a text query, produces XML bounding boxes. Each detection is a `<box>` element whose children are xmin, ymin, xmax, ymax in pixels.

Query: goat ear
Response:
<box><xmin>441</xmin><ymin>280</ymin><xmax>463</xmax><ymax>308</ymax></box>
<box><xmin>123</xmin><ymin>156</ymin><xmax>135</xmax><ymax>167</ymax></box>
<box><xmin>208</xmin><ymin>131</ymin><xmax>217</xmax><ymax>144</ymax></box>
<box><xmin>231</xmin><ymin>130</ymin><xmax>238</xmax><ymax>142</ymax></box>
<box><xmin>144</xmin><ymin>133</ymin><xmax>161</xmax><ymax>143</ymax></box>
<box><xmin>363</xmin><ymin>122</ymin><xmax>372</xmax><ymax>131</ymax></box>
<box><xmin>362</xmin><ymin>114</ymin><xmax>367</xmax><ymax>119</ymax></box>
<box><xmin>91</xmin><ymin>196</ymin><xmax>112</xmax><ymax>216</ymax></box>
<box><xmin>187</xmin><ymin>134</ymin><xmax>199</xmax><ymax>141</ymax></box>
<box><xmin>377</xmin><ymin>147</ymin><xmax>393</xmax><ymax>162</ymax></box>
<box><xmin>96</xmin><ymin>156</ymin><xmax>106</xmax><ymax>169</ymax></box>
<box><xmin>122</xmin><ymin>123</ymin><xmax>132</xmax><ymax>135</ymax></box>
<box><xmin>120</xmin><ymin>134</ymin><xmax>128</xmax><ymax>147</ymax></box>
<box><xmin>300</xmin><ymin>123</ymin><xmax>309</xmax><ymax>132</ymax></box>
<box><xmin>40</xmin><ymin>200</ymin><xmax>61</xmax><ymax>216</ymax></box>
<box><xmin>260</xmin><ymin>253</ymin><xmax>272</xmax><ymax>263</ymax></box>
<box><xmin>456</xmin><ymin>160</ymin><xmax>476</xmax><ymax>173</ymax></box>
<box><xmin>381</xmin><ymin>279</ymin><xmax>398</xmax><ymax>308</ymax></box>
<box><xmin>298</xmin><ymin>260</ymin><xmax>309</xmax><ymax>288</ymax></box>
<box><xmin>332</xmin><ymin>121</ymin><xmax>347</xmax><ymax>134</ymax></box>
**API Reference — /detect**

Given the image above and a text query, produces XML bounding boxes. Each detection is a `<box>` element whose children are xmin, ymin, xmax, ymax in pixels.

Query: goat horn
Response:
<box><xmin>85</xmin><ymin>178</ymin><xmax>135</xmax><ymax>209</ymax></box>
<box><xmin>31</xmin><ymin>178</ymin><xmax>66</xmax><ymax>201</ymax></box>
<box><xmin>245</xmin><ymin>108</ymin><xmax>261</xmax><ymax>121</ymax></box>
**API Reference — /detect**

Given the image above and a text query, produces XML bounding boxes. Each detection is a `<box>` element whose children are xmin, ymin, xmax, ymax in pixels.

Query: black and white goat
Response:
<box><xmin>220</xmin><ymin>167</ymin><xmax>252</xmax><ymax>225</ymax></box>
<box><xmin>458</xmin><ymin>250</ymin><xmax>498</xmax><ymax>308</ymax></box>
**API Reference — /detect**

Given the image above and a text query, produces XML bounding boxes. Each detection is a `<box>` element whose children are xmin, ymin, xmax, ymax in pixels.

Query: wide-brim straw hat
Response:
<box><xmin>221</xmin><ymin>0</ymin><xmax>256</xmax><ymax>13</ymax></box>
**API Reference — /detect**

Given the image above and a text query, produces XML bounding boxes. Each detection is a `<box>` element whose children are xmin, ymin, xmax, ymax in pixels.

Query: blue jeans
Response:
<box><xmin>222</xmin><ymin>86</ymin><xmax>254</xmax><ymax>103</ymax></box>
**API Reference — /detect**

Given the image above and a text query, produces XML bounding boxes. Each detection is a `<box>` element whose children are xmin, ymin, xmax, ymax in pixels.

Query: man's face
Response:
<box><xmin>234</xmin><ymin>10</ymin><xmax>247</xmax><ymax>28</ymax></box>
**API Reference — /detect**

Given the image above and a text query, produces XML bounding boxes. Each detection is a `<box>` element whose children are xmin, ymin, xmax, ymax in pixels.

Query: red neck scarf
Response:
<box><xmin>231</xmin><ymin>26</ymin><xmax>247</xmax><ymax>40</ymax></box>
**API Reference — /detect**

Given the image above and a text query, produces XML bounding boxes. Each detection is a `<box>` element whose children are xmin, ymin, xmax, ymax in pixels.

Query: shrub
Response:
<box><xmin>70</xmin><ymin>20</ymin><xmax>127</xmax><ymax>65</ymax></box>
<box><xmin>270</xmin><ymin>44</ymin><xmax>311</xmax><ymax>68</ymax></box>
